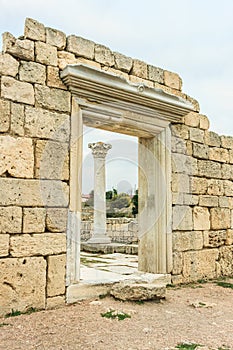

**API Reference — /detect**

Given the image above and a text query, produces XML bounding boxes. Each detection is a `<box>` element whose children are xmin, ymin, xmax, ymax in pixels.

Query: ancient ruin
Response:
<box><xmin>1</xmin><ymin>17</ymin><xmax>233</xmax><ymax>314</ymax></box>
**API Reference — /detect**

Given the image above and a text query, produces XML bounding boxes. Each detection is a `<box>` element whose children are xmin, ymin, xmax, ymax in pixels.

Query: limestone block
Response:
<box><xmin>23</xmin><ymin>208</ymin><xmax>46</xmax><ymax>233</ymax></box>
<box><xmin>172</xmin><ymin>153</ymin><xmax>197</xmax><ymax>175</ymax></box>
<box><xmin>183</xmin><ymin>194</ymin><xmax>199</xmax><ymax>206</ymax></box>
<box><xmin>183</xmin><ymin>249</ymin><xmax>218</xmax><ymax>281</ymax></box>
<box><xmin>148</xmin><ymin>65</ymin><xmax>164</xmax><ymax>84</ymax></box>
<box><xmin>189</xmin><ymin>127</ymin><xmax>204</xmax><ymax>143</ymax></box>
<box><xmin>199</xmin><ymin>114</ymin><xmax>210</xmax><ymax>130</ymax></box>
<box><xmin>192</xmin><ymin>143</ymin><xmax>209</xmax><ymax>159</ymax></box>
<box><xmin>67</xmin><ymin>35</ymin><xmax>95</xmax><ymax>59</ymax></box>
<box><xmin>46</xmin><ymin>208</ymin><xmax>68</xmax><ymax>232</ymax></box>
<box><xmin>219</xmin><ymin>196</ymin><xmax>230</xmax><ymax>208</ymax></box>
<box><xmin>193</xmin><ymin>206</ymin><xmax>210</xmax><ymax>230</ymax></box>
<box><xmin>0</xmin><ymin>234</ymin><xmax>9</xmax><ymax>256</ymax></box>
<box><xmin>47</xmin><ymin>254</ymin><xmax>66</xmax><ymax>297</ymax></box>
<box><xmin>203</xmin><ymin>230</ymin><xmax>227</xmax><ymax>248</ymax></box>
<box><xmin>171</xmin><ymin>274</ymin><xmax>184</xmax><ymax>285</ymax></box>
<box><xmin>210</xmin><ymin>208</ymin><xmax>231</xmax><ymax>230</ymax></box>
<box><xmin>1</xmin><ymin>76</ymin><xmax>34</xmax><ymax>105</ymax></box>
<box><xmin>224</xmin><ymin>180</ymin><xmax>233</xmax><ymax>197</ymax></box>
<box><xmin>24</xmin><ymin>18</ymin><xmax>45</xmax><ymax>42</ymax></box>
<box><xmin>173</xmin><ymin>231</ymin><xmax>203</xmax><ymax>252</ymax></box>
<box><xmin>131</xmin><ymin>59</ymin><xmax>148</xmax><ymax>79</ymax></box>
<box><xmin>222</xmin><ymin>164</ymin><xmax>233</xmax><ymax>180</ymax></box>
<box><xmin>35</xmin><ymin>41</ymin><xmax>57</xmax><ymax>66</ymax></box>
<box><xmin>0</xmin><ymin>99</ymin><xmax>10</xmax><ymax>132</ymax></box>
<box><xmin>46</xmin><ymin>296</ymin><xmax>65</xmax><ymax>309</ymax></box>
<box><xmin>0</xmin><ymin>257</ymin><xmax>46</xmax><ymax>316</ymax></box>
<box><xmin>35</xmin><ymin>139</ymin><xmax>69</xmax><ymax>180</ymax></box>
<box><xmin>209</xmin><ymin>147</ymin><xmax>229</xmax><ymax>163</ymax></box>
<box><xmin>35</xmin><ymin>85</ymin><xmax>71</xmax><ymax>113</ymax></box>
<box><xmin>221</xmin><ymin>135</ymin><xmax>233</xmax><ymax>149</ymax></box>
<box><xmin>94</xmin><ymin>44</ymin><xmax>114</xmax><ymax>66</ymax></box>
<box><xmin>172</xmin><ymin>205</ymin><xmax>193</xmax><ymax>231</ymax></box>
<box><xmin>25</xmin><ymin>106</ymin><xmax>70</xmax><ymax>142</ymax></box>
<box><xmin>114</xmin><ymin>52</ymin><xmax>133</xmax><ymax>73</ymax></box>
<box><xmin>190</xmin><ymin>177</ymin><xmax>207</xmax><ymax>194</ymax></box>
<box><xmin>204</xmin><ymin>131</ymin><xmax>221</xmax><ymax>147</ymax></box>
<box><xmin>229</xmin><ymin>150</ymin><xmax>233</xmax><ymax>164</ymax></box>
<box><xmin>207</xmin><ymin>179</ymin><xmax>224</xmax><ymax>196</ymax></box>
<box><xmin>199</xmin><ymin>195</ymin><xmax>218</xmax><ymax>207</ymax></box>
<box><xmin>164</xmin><ymin>70</ymin><xmax>182</xmax><ymax>90</ymax></box>
<box><xmin>110</xmin><ymin>282</ymin><xmax>165</xmax><ymax>301</ymax></box>
<box><xmin>172</xmin><ymin>252</ymin><xmax>183</xmax><ymax>274</ymax></box>
<box><xmin>172</xmin><ymin>173</ymin><xmax>190</xmax><ymax>193</ymax></box>
<box><xmin>10</xmin><ymin>102</ymin><xmax>25</xmax><ymax>136</ymax></box>
<box><xmin>198</xmin><ymin>160</ymin><xmax>221</xmax><ymax>179</ymax></box>
<box><xmin>170</xmin><ymin>124</ymin><xmax>189</xmax><ymax>140</ymax></box>
<box><xmin>19</xmin><ymin>61</ymin><xmax>46</xmax><ymax>84</ymax></box>
<box><xmin>0</xmin><ymin>136</ymin><xmax>34</xmax><ymax>178</ymax></box>
<box><xmin>47</xmin><ymin>66</ymin><xmax>66</xmax><ymax>89</ymax></box>
<box><xmin>0</xmin><ymin>206</ymin><xmax>22</xmax><ymax>233</ymax></box>
<box><xmin>171</xmin><ymin>136</ymin><xmax>186</xmax><ymax>154</ymax></box>
<box><xmin>184</xmin><ymin>112</ymin><xmax>200</xmax><ymax>127</ymax></box>
<box><xmin>0</xmin><ymin>53</ymin><xmax>19</xmax><ymax>77</ymax></box>
<box><xmin>46</xmin><ymin>27</ymin><xmax>66</xmax><ymax>49</ymax></box>
<box><xmin>219</xmin><ymin>246</ymin><xmax>233</xmax><ymax>275</ymax></box>
<box><xmin>226</xmin><ymin>229</ymin><xmax>233</xmax><ymax>245</ymax></box>
<box><xmin>57</xmin><ymin>51</ymin><xmax>77</xmax><ymax>70</ymax></box>
<box><xmin>10</xmin><ymin>232</ymin><xmax>66</xmax><ymax>257</ymax></box>
<box><xmin>0</xmin><ymin>178</ymin><xmax>69</xmax><ymax>207</ymax></box>
<box><xmin>2</xmin><ymin>32</ymin><xmax>34</xmax><ymax>61</ymax></box>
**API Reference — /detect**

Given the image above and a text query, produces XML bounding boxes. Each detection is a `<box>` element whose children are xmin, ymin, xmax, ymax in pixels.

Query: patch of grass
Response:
<box><xmin>218</xmin><ymin>347</ymin><xmax>230</xmax><ymax>350</ymax></box>
<box><xmin>0</xmin><ymin>322</ymin><xmax>10</xmax><ymax>327</ymax></box>
<box><xmin>101</xmin><ymin>309</ymin><xmax>131</xmax><ymax>321</ymax></box>
<box><xmin>135</xmin><ymin>300</ymin><xmax>144</xmax><ymax>305</ymax></box>
<box><xmin>5</xmin><ymin>307</ymin><xmax>37</xmax><ymax>318</ymax></box>
<box><xmin>197</xmin><ymin>279</ymin><xmax>208</xmax><ymax>284</ymax></box>
<box><xmin>176</xmin><ymin>343</ymin><xmax>202</xmax><ymax>349</ymax></box>
<box><xmin>216</xmin><ymin>281</ymin><xmax>233</xmax><ymax>289</ymax></box>
<box><xmin>80</xmin><ymin>257</ymin><xmax>106</xmax><ymax>265</ymax></box>
<box><xmin>99</xmin><ymin>293</ymin><xmax>108</xmax><ymax>299</ymax></box>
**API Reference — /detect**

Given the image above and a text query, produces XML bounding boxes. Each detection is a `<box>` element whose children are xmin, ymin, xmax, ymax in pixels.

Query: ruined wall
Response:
<box><xmin>171</xmin><ymin>115</ymin><xmax>233</xmax><ymax>283</ymax></box>
<box><xmin>0</xmin><ymin>17</ymin><xmax>232</xmax><ymax>314</ymax></box>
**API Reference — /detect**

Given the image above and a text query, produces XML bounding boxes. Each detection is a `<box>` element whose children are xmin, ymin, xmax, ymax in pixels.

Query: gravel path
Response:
<box><xmin>0</xmin><ymin>281</ymin><xmax>233</xmax><ymax>350</ymax></box>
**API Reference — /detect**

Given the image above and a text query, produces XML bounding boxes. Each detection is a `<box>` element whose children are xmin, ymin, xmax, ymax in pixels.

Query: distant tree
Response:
<box><xmin>106</xmin><ymin>190</ymin><xmax>113</xmax><ymax>200</ymax></box>
<box><xmin>132</xmin><ymin>189</ymin><xmax>138</xmax><ymax>217</ymax></box>
<box><xmin>112</xmin><ymin>187</ymin><xmax>118</xmax><ymax>198</ymax></box>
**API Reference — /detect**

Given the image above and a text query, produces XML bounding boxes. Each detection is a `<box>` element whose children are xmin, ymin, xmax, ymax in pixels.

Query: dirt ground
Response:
<box><xmin>0</xmin><ymin>281</ymin><xmax>233</xmax><ymax>350</ymax></box>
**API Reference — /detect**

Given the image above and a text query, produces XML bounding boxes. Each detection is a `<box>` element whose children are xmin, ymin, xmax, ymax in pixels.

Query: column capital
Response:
<box><xmin>88</xmin><ymin>142</ymin><xmax>112</xmax><ymax>158</ymax></box>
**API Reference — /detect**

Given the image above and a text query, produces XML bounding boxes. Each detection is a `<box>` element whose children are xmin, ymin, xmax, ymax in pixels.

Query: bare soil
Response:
<box><xmin>1</xmin><ymin>281</ymin><xmax>233</xmax><ymax>350</ymax></box>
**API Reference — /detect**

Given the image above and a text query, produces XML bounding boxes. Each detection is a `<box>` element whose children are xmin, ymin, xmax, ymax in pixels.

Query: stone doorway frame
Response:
<box><xmin>61</xmin><ymin>64</ymin><xmax>194</xmax><ymax>298</ymax></box>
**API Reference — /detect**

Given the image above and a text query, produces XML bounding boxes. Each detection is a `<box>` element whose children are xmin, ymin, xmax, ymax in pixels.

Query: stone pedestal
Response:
<box><xmin>87</xmin><ymin>142</ymin><xmax>112</xmax><ymax>244</ymax></box>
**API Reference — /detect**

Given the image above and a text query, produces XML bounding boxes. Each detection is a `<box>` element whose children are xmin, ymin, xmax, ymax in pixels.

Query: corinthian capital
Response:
<box><xmin>88</xmin><ymin>142</ymin><xmax>112</xmax><ymax>158</ymax></box>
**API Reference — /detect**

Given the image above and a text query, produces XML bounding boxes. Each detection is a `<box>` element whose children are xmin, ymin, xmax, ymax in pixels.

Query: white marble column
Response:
<box><xmin>87</xmin><ymin>142</ymin><xmax>112</xmax><ymax>244</ymax></box>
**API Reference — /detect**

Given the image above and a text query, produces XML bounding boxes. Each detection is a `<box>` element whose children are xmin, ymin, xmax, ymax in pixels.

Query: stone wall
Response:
<box><xmin>0</xmin><ymin>17</ymin><xmax>233</xmax><ymax>314</ymax></box>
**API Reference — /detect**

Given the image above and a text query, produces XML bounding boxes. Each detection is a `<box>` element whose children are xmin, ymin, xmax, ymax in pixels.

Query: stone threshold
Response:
<box><xmin>81</xmin><ymin>242</ymin><xmax>138</xmax><ymax>254</ymax></box>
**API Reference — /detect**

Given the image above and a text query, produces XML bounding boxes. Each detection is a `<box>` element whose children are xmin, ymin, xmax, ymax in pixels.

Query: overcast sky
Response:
<box><xmin>1</xmin><ymin>0</ymin><xmax>232</xmax><ymax>192</ymax></box>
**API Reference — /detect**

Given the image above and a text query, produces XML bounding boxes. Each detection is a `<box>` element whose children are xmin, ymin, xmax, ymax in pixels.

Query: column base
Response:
<box><xmin>86</xmin><ymin>235</ymin><xmax>111</xmax><ymax>244</ymax></box>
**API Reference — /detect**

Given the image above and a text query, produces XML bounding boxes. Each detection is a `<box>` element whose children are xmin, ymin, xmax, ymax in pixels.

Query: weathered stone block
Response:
<box><xmin>0</xmin><ymin>206</ymin><xmax>22</xmax><ymax>233</ymax></box>
<box><xmin>222</xmin><ymin>164</ymin><xmax>233</xmax><ymax>180</ymax></box>
<box><xmin>193</xmin><ymin>143</ymin><xmax>209</xmax><ymax>159</ymax></box>
<box><xmin>207</xmin><ymin>179</ymin><xmax>224</xmax><ymax>196</ymax></box>
<box><xmin>10</xmin><ymin>102</ymin><xmax>25</xmax><ymax>136</ymax></box>
<box><xmin>47</xmin><ymin>254</ymin><xmax>66</xmax><ymax>297</ymax></box>
<box><xmin>24</xmin><ymin>18</ymin><xmax>45</xmax><ymax>42</ymax></box>
<box><xmin>19</xmin><ymin>61</ymin><xmax>46</xmax><ymax>84</ymax></box>
<box><xmin>198</xmin><ymin>160</ymin><xmax>221</xmax><ymax>179</ymax></box>
<box><xmin>10</xmin><ymin>233</ymin><xmax>66</xmax><ymax>257</ymax></box>
<box><xmin>25</xmin><ymin>106</ymin><xmax>70</xmax><ymax>142</ymax></box>
<box><xmin>131</xmin><ymin>59</ymin><xmax>148</xmax><ymax>79</ymax></box>
<box><xmin>67</xmin><ymin>35</ymin><xmax>95</xmax><ymax>59</ymax></box>
<box><xmin>183</xmin><ymin>249</ymin><xmax>218</xmax><ymax>281</ymax></box>
<box><xmin>172</xmin><ymin>173</ymin><xmax>190</xmax><ymax>193</ymax></box>
<box><xmin>219</xmin><ymin>246</ymin><xmax>233</xmax><ymax>275</ymax></box>
<box><xmin>35</xmin><ymin>41</ymin><xmax>57</xmax><ymax>66</ymax></box>
<box><xmin>1</xmin><ymin>76</ymin><xmax>34</xmax><ymax>105</ymax></box>
<box><xmin>0</xmin><ymin>99</ymin><xmax>10</xmax><ymax>132</ymax></box>
<box><xmin>110</xmin><ymin>282</ymin><xmax>165</xmax><ymax>301</ymax></box>
<box><xmin>199</xmin><ymin>195</ymin><xmax>218</xmax><ymax>207</ymax></box>
<box><xmin>0</xmin><ymin>136</ymin><xmax>34</xmax><ymax>178</ymax></box>
<box><xmin>190</xmin><ymin>177</ymin><xmax>207</xmax><ymax>194</ymax></box>
<box><xmin>199</xmin><ymin>114</ymin><xmax>210</xmax><ymax>130</ymax></box>
<box><xmin>189</xmin><ymin>127</ymin><xmax>204</xmax><ymax>143</ymax></box>
<box><xmin>209</xmin><ymin>147</ymin><xmax>229</xmax><ymax>163</ymax></box>
<box><xmin>204</xmin><ymin>131</ymin><xmax>221</xmax><ymax>147</ymax></box>
<box><xmin>172</xmin><ymin>206</ymin><xmax>193</xmax><ymax>231</ymax></box>
<box><xmin>224</xmin><ymin>180</ymin><xmax>233</xmax><ymax>196</ymax></box>
<box><xmin>114</xmin><ymin>52</ymin><xmax>133</xmax><ymax>73</ymax></box>
<box><xmin>210</xmin><ymin>208</ymin><xmax>231</xmax><ymax>230</ymax></box>
<box><xmin>171</xmin><ymin>124</ymin><xmax>189</xmax><ymax>139</ymax></box>
<box><xmin>2</xmin><ymin>32</ymin><xmax>34</xmax><ymax>61</ymax></box>
<box><xmin>94</xmin><ymin>44</ymin><xmax>114</xmax><ymax>66</ymax></box>
<box><xmin>46</xmin><ymin>296</ymin><xmax>65</xmax><ymax>309</ymax></box>
<box><xmin>46</xmin><ymin>27</ymin><xmax>66</xmax><ymax>49</ymax></box>
<box><xmin>0</xmin><ymin>53</ymin><xmax>19</xmax><ymax>77</ymax></box>
<box><xmin>35</xmin><ymin>85</ymin><xmax>70</xmax><ymax>113</ymax></box>
<box><xmin>172</xmin><ymin>153</ymin><xmax>197</xmax><ymax>175</ymax></box>
<box><xmin>171</xmin><ymin>136</ymin><xmax>186</xmax><ymax>154</ymax></box>
<box><xmin>23</xmin><ymin>208</ymin><xmax>46</xmax><ymax>233</ymax></box>
<box><xmin>0</xmin><ymin>234</ymin><xmax>9</xmax><ymax>256</ymax></box>
<box><xmin>164</xmin><ymin>70</ymin><xmax>182</xmax><ymax>90</ymax></box>
<box><xmin>184</xmin><ymin>112</ymin><xmax>200</xmax><ymax>127</ymax></box>
<box><xmin>221</xmin><ymin>136</ymin><xmax>233</xmax><ymax>149</ymax></box>
<box><xmin>193</xmin><ymin>206</ymin><xmax>210</xmax><ymax>230</ymax></box>
<box><xmin>219</xmin><ymin>196</ymin><xmax>230</xmax><ymax>208</ymax></box>
<box><xmin>148</xmin><ymin>65</ymin><xmax>164</xmax><ymax>84</ymax></box>
<box><xmin>46</xmin><ymin>208</ymin><xmax>68</xmax><ymax>232</ymax></box>
<box><xmin>172</xmin><ymin>252</ymin><xmax>183</xmax><ymax>274</ymax></box>
<box><xmin>47</xmin><ymin>66</ymin><xmax>66</xmax><ymax>89</ymax></box>
<box><xmin>229</xmin><ymin>150</ymin><xmax>233</xmax><ymax>164</ymax></box>
<box><xmin>173</xmin><ymin>231</ymin><xmax>203</xmax><ymax>252</ymax></box>
<box><xmin>0</xmin><ymin>178</ymin><xmax>69</xmax><ymax>207</ymax></box>
<box><xmin>0</xmin><ymin>257</ymin><xmax>46</xmax><ymax>316</ymax></box>
<box><xmin>203</xmin><ymin>230</ymin><xmax>227</xmax><ymax>248</ymax></box>
<box><xmin>57</xmin><ymin>51</ymin><xmax>77</xmax><ymax>70</ymax></box>
<box><xmin>35</xmin><ymin>139</ymin><xmax>69</xmax><ymax>180</ymax></box>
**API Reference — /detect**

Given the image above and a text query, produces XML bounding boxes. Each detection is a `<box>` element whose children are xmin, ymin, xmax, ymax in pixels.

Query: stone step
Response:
<box><xmin>110</xmin><ymin>281</ymin><xmax>166</xmax><ymax>301</ymax></box>
<box><xmin>81</xmin><ymin>242</ymin><xmax>138</xmax><ymax>255</ymax></box>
